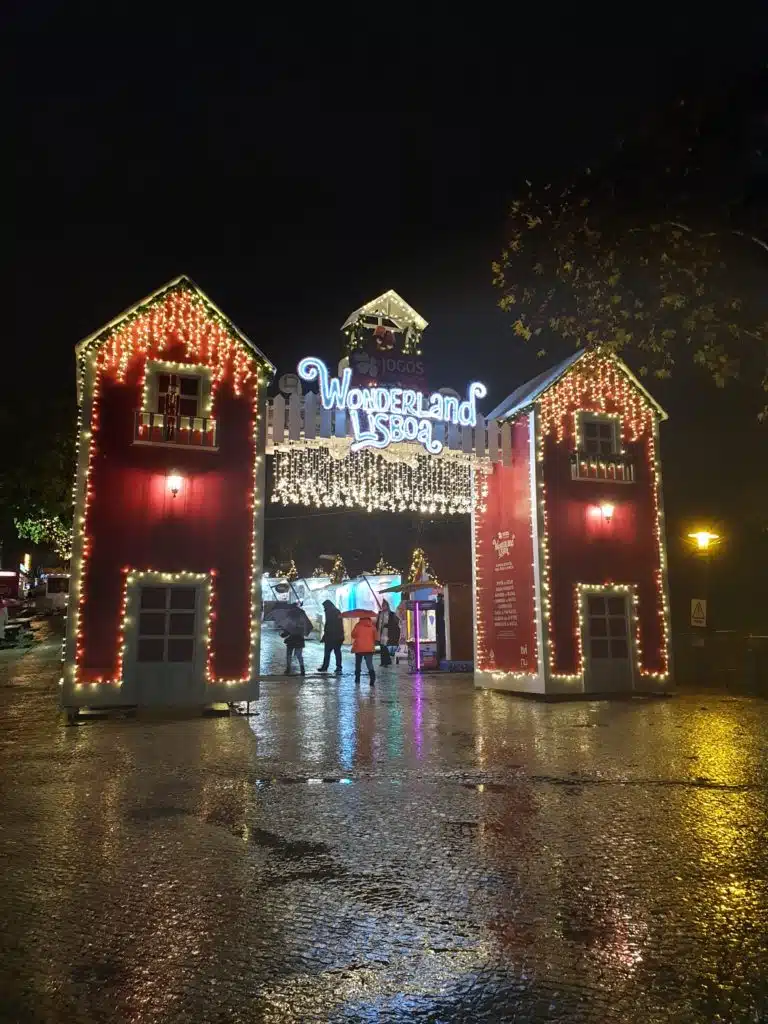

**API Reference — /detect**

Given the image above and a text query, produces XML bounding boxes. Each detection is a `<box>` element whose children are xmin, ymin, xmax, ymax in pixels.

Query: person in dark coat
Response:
<box><xmin>377</xmin><ymin>599</ymin><xmax>402</xmax><ymax>666</ymax></box>
<box><xmin>282</xmin><ymin>627</ymin><xmax>305</xmax><ymax>676</ymax></box>
<box><xmin>319</xmin><ymin>600</ymin><xmax>344</xmax><ymax>674</ymax></box>
<box><xmin>387</xmin><ymin>607</ymin><xmax>401</xmax><ymax>649</ymax></box>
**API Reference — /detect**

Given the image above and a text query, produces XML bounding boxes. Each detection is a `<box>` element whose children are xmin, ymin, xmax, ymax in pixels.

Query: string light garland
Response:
<box><xmin>67</xmin><ymin>357</ymin><xmax>102</xmax><ymax>687</ymax></box>
<box><xmin>371</xmin><ymin>555</ymin><xmax>399</xmax><ymax>576</ymax></box>
<box><xmin>271</xmin><ymin>446</ymin><xmax>474</xmax><ymax>515</ymax></box>
<box><xmin>407</xmin><ymin>547</ymin><xmax>440</xmax><ymax>585</ymax></box>
<box><xmin>572</xmin><ymin>582</ymin><xmax>643</xmax><ymax>682</ymax></box>
<box><xmin>14</xmin><ymin>512</ymin><xmax>72</xmax><ymax>561</ymax></box>
<box><xmin>538</xmin><ymin>351</ymin><xmax>655</xmax><ymax>446</ymax></box>
<box><xmin>329</xmin><ymin>555</ymin><xmax>347</xmax><ymax>585</ymax></box>
<box><xmin>344</xmin><ymin>322</ymin><xmax>423</xmax><ymax>356</ymax></box>
<box><xmin>473</xmin><ymin>438</ymin><xmax>540</xmax><ymax>681</ymax></box>
<box><xmin>64</xmin><ymin>280</ymin><xmax>268</xmax><ymax>693</ymax></box>
<box><xmin>139</xmin><ymin>358</ymin><xmax>215</xmax><ymax>419</ymax></box>
<box><xmin>106</xmin><ymin>570</ymin><xmax>214</xmax><ymax>690</ymax></box>
<box><xmin>341</xmin><ymin>291</ymin><xmax>426</xmax><ymax>356</ymax></box>
<box><xmin>246</xmin><ymin>389</ymin><xmax>265</xmax><ymax>686</ymax></box>
<box><xmin>86</xmin><ymin>284</ymin><xmax>259</xmax><ymax>398</ymax></box>
<box><xmin>275</xmin><ymin>559</ymin><xmax>298</xmax><ymax>581</ymax></box>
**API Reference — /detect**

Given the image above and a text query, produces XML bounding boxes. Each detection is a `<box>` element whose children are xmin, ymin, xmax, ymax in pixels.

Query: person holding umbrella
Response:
<box><xmin>262</xmin><ymin>603</ymin><xmax>313</xmax><ymax>677</ymax></box>
<box><xmin>282</xmin><ymin>625</ymin><xmax>306</xmax><ymax>675</ymax></box>
<box><xmin>351</xmin><ymin>613</ymin><xmax>377</xmax><ymax>686</ymax></box>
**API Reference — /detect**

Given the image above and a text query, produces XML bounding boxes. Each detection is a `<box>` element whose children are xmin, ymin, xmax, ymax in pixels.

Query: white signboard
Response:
<box><xmin>690</xmin><ymin>599</ymin><xmax>707</xmax><ymax>628</ymax></box>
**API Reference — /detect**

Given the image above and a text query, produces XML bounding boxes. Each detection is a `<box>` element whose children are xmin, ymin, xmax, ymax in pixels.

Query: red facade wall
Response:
<box><xmin>79</xmin><ymin>351</ymin><xmax>256</xmax><ymax>682</ymax></box>
<box><xmin>543</xmin><ymin>430</ymin><xmax>665</xmax><ymax>676</ymax></box>
<box><xmin>474</xmin><ymin>417</ymin><xmax>537</xmax><ymax>674</ymax></box>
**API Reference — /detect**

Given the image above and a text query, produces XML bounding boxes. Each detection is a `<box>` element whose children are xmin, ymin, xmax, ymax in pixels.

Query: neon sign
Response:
<box><xmin>297</xmin><ymin>357</ymin><xmax>487</xmax><ymax>455</ymax></box>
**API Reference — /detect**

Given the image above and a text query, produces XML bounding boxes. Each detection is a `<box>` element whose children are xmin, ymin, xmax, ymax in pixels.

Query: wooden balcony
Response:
<box><xmin>570</xmin><ymin>450</ymin><xmax>635</xmax><ymax>483</ymax></box>
<box><xmin>133</xmin><ymin>411</ymin><xmax>218</xmax><ymax>450</ymax></box>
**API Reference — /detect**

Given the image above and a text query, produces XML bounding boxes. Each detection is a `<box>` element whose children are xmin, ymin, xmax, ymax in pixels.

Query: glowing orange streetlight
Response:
<box><xmin>687</xmin><ymin>529</ymin><xmax>720</xmax><ymax>552</ymax></box>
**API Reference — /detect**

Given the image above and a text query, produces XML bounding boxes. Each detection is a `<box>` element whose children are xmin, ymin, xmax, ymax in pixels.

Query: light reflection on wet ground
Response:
<box><xmin>1</xmin><ymin>626</ymin><xmax>768</xmax><ymax>1021</ymax></box>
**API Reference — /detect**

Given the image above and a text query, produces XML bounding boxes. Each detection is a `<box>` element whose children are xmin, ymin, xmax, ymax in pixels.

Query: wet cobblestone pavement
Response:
<box><xmin>2</xmin><ymin>628</ymin><xmax>768</xmax><ymax>1022</ymax></box>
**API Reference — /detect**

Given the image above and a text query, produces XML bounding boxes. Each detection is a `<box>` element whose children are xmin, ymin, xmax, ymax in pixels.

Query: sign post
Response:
<box><xmin>690</xmin><ymin>599</ymin><xmax>707</xmax><ymax>628</ymax></box>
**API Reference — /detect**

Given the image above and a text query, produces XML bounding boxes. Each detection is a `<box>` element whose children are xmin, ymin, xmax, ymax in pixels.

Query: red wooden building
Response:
<box><xmin>62</xmin><ymin>277</ymin><xmax>273</xmax><ymax>714</ymax></box>
<box><xmin>473</xmin><ymin>349</ymin><xmax>672</xmax><ymax>696</ymax></box>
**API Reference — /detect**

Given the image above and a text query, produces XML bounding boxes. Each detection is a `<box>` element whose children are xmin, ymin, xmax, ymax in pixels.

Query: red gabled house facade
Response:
<box><xmin>473</xmin><ymin>349</ymin><xmax>672</xmax><ymax>696</ymax></box>
<box><xmin>62</xmin><ymin>277</ymin><xmax>273</xmax><ymax>714</ymax></box>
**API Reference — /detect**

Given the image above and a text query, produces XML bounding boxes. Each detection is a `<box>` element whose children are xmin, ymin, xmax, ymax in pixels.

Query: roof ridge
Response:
<box><xmin>487</xmin><ymin>348</ymin><xmax>667</xmax><ymax>422</ymax></box>
<box><xmin>75</xmin><ymin>275</ymin><xmax>275</xmax><ymax>372</ymax></box>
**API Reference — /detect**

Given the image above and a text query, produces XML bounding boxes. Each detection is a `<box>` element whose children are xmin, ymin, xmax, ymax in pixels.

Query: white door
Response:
<box><xmin>583</xmin><ymin>592</ymin><xmax>633</xmax><ymax>692</ymax></box>
<box><xmin>124</xmin><ymin>583</ymin><xmax>206</xmax><ymax>704</ymax></box>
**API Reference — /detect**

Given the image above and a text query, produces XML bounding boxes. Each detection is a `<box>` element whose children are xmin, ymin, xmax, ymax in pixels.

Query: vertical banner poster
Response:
<box><xmin>475</xmin><ymin>419</ymin><xmax>536</xmax><ymax>673</ymax></box>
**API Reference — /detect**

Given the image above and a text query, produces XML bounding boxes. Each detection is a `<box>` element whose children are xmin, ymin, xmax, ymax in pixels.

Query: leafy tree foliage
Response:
<box><xmin>0</xmin><ymin>393</ymin><xmax>76</xmax><ymax>558</ymax></box>
<box><xmin>493</xmin><ymin>74</ymin><xmax>768</xmax><ymax>416</ymax></box>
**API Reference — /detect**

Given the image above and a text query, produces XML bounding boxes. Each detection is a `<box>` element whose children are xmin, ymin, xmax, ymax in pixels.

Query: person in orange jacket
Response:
<box><xmin>351</xmin><ymin>614</ymin><xmax>377</xmax><ymax>686</ymax></box>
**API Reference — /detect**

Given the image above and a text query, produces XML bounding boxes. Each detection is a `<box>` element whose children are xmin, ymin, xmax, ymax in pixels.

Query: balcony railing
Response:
<box><xmin>570</xmin><ymin>450</ymin><xmax>634</xmax><ymax>483</ymax></box>
<box><xmin>133</xmin><ymin>411</ymin><xmax>218</xmax><ymax>450</ymax></box>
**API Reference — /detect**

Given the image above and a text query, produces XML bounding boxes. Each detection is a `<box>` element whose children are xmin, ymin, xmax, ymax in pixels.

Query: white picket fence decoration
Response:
<box><xmin>266</xmin><ymin>395</ymin><xmax>513</xmax><ymax>465</ymax></box>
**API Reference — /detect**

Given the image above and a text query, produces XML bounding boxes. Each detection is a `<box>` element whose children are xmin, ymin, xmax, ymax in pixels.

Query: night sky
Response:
<box><xmin>12</xmin><ymin>6</ymin><xmax>768</xmax><ymax>626</ymax></box>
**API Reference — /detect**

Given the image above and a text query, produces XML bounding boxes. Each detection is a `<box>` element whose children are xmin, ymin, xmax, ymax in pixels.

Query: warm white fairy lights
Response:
<box><xmin>271</xmin><ymin>446</ymin><xmax>475</xmax><ymax>515</ymax></box>
<box><xmin>573</xmin><ymin>582</ymin><xmax>642</xmax><ymax>682</ymax></box>
<box><xmin>370</xmin><ymin>556</ymin><xmax>399</xmax><ymax>575</ymax></box>
<box><xmin>111</xmin><ymin>570</ymin><xmax>213</xmax><ymax>689</ymax></box>
<box><xmin>473</xmin><ymin>424</ymin><xmax>540</xmax><ymax>683</ymax></box>
<box><xmin>535</xmin><ymin>352</ymin><xmax>670</xmax><ymax>683</ymax></box>
<box><xmin>474</xmin><ymin>353</ymin><xmax>671</xmax><ymax>690</ymax></box>
<box><xmin>139</xmin><ymin>358</ymin><xmax>215</xmax><ymax>418</ymax></box>
<box><xmin>88</xmin><ymin>286</ymin><xmax>259</xmax><ymax>395</ymax></box>
<box><xmin>63</xmin><ymin>280</ymin><xmax>269</xmax><ymax>698</ymax></box>
<box><xmin>63</xmin><ymin>354</ymin><xmax>103</xmax><ymax>690</ymax></box>
<box><xmin>341</xmin><ymin>289</ymin><xmax>426</xmax><ymax>355</ymax></box>
<box><xmin>407</xmin><ymin>546</ymin><xmax>440</xmax><ymax>585</ymax></box>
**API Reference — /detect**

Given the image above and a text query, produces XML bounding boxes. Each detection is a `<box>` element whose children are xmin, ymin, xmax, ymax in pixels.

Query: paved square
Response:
<box><xmin>1</xmin><ymin>627</ymin><xmax>767</xmax><ymax>1022</ymax></box>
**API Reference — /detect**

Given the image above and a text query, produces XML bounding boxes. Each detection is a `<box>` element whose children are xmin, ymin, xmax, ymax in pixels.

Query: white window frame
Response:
<box><xmin>577</xmin><ymin>412</ymin><xmax>620</xmax><ymax>455</ymax></box>
<box><xmin>143</xmin><ymin>361</ymin><xmax>213</xmax><ymax>421</ymax></box>
<box><xmin>121</xmin><ymin>571</ymin><xmax>212</xmax><ymax>699</ymax></box>
<box><xmin>578</xmin><ymin>584</ymin><xmax>637</xmax><ymax>691</ymax></box>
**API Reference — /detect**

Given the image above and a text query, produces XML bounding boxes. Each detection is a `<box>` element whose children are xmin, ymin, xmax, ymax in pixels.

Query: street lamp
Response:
<box><xmin>688</xmin><ymin>529</ymin><xmax>720</xmax><ymax>552</ymax></box>
<box><xmin>686</xmin><ymin>527</ymin><xmax>723</xmax><ymax>682</ymax></box>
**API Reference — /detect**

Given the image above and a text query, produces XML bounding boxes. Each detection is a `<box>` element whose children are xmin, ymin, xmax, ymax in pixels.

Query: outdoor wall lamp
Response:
<box><xmin>167</xmin><ymin>472</ymin><xmax>183</xmax><ymax>498</ymax></box>
<box><xmin>600</xmin><ymin>502</ymin><xmax>615</xmax><ymax>522</ymax></box>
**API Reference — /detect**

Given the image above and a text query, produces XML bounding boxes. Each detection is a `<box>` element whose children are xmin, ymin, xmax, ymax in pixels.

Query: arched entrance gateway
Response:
<box><xmin>62</xmin><ymin>277</ymin><xmax>672</xmax><ymax>715</ymax></box>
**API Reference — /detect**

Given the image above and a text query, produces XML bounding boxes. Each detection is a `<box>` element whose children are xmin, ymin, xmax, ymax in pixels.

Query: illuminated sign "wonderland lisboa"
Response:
<box><xmin>297</xmin><ymin>357</ymin><xmax>487</xmax><ymax>455</ymax></box>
